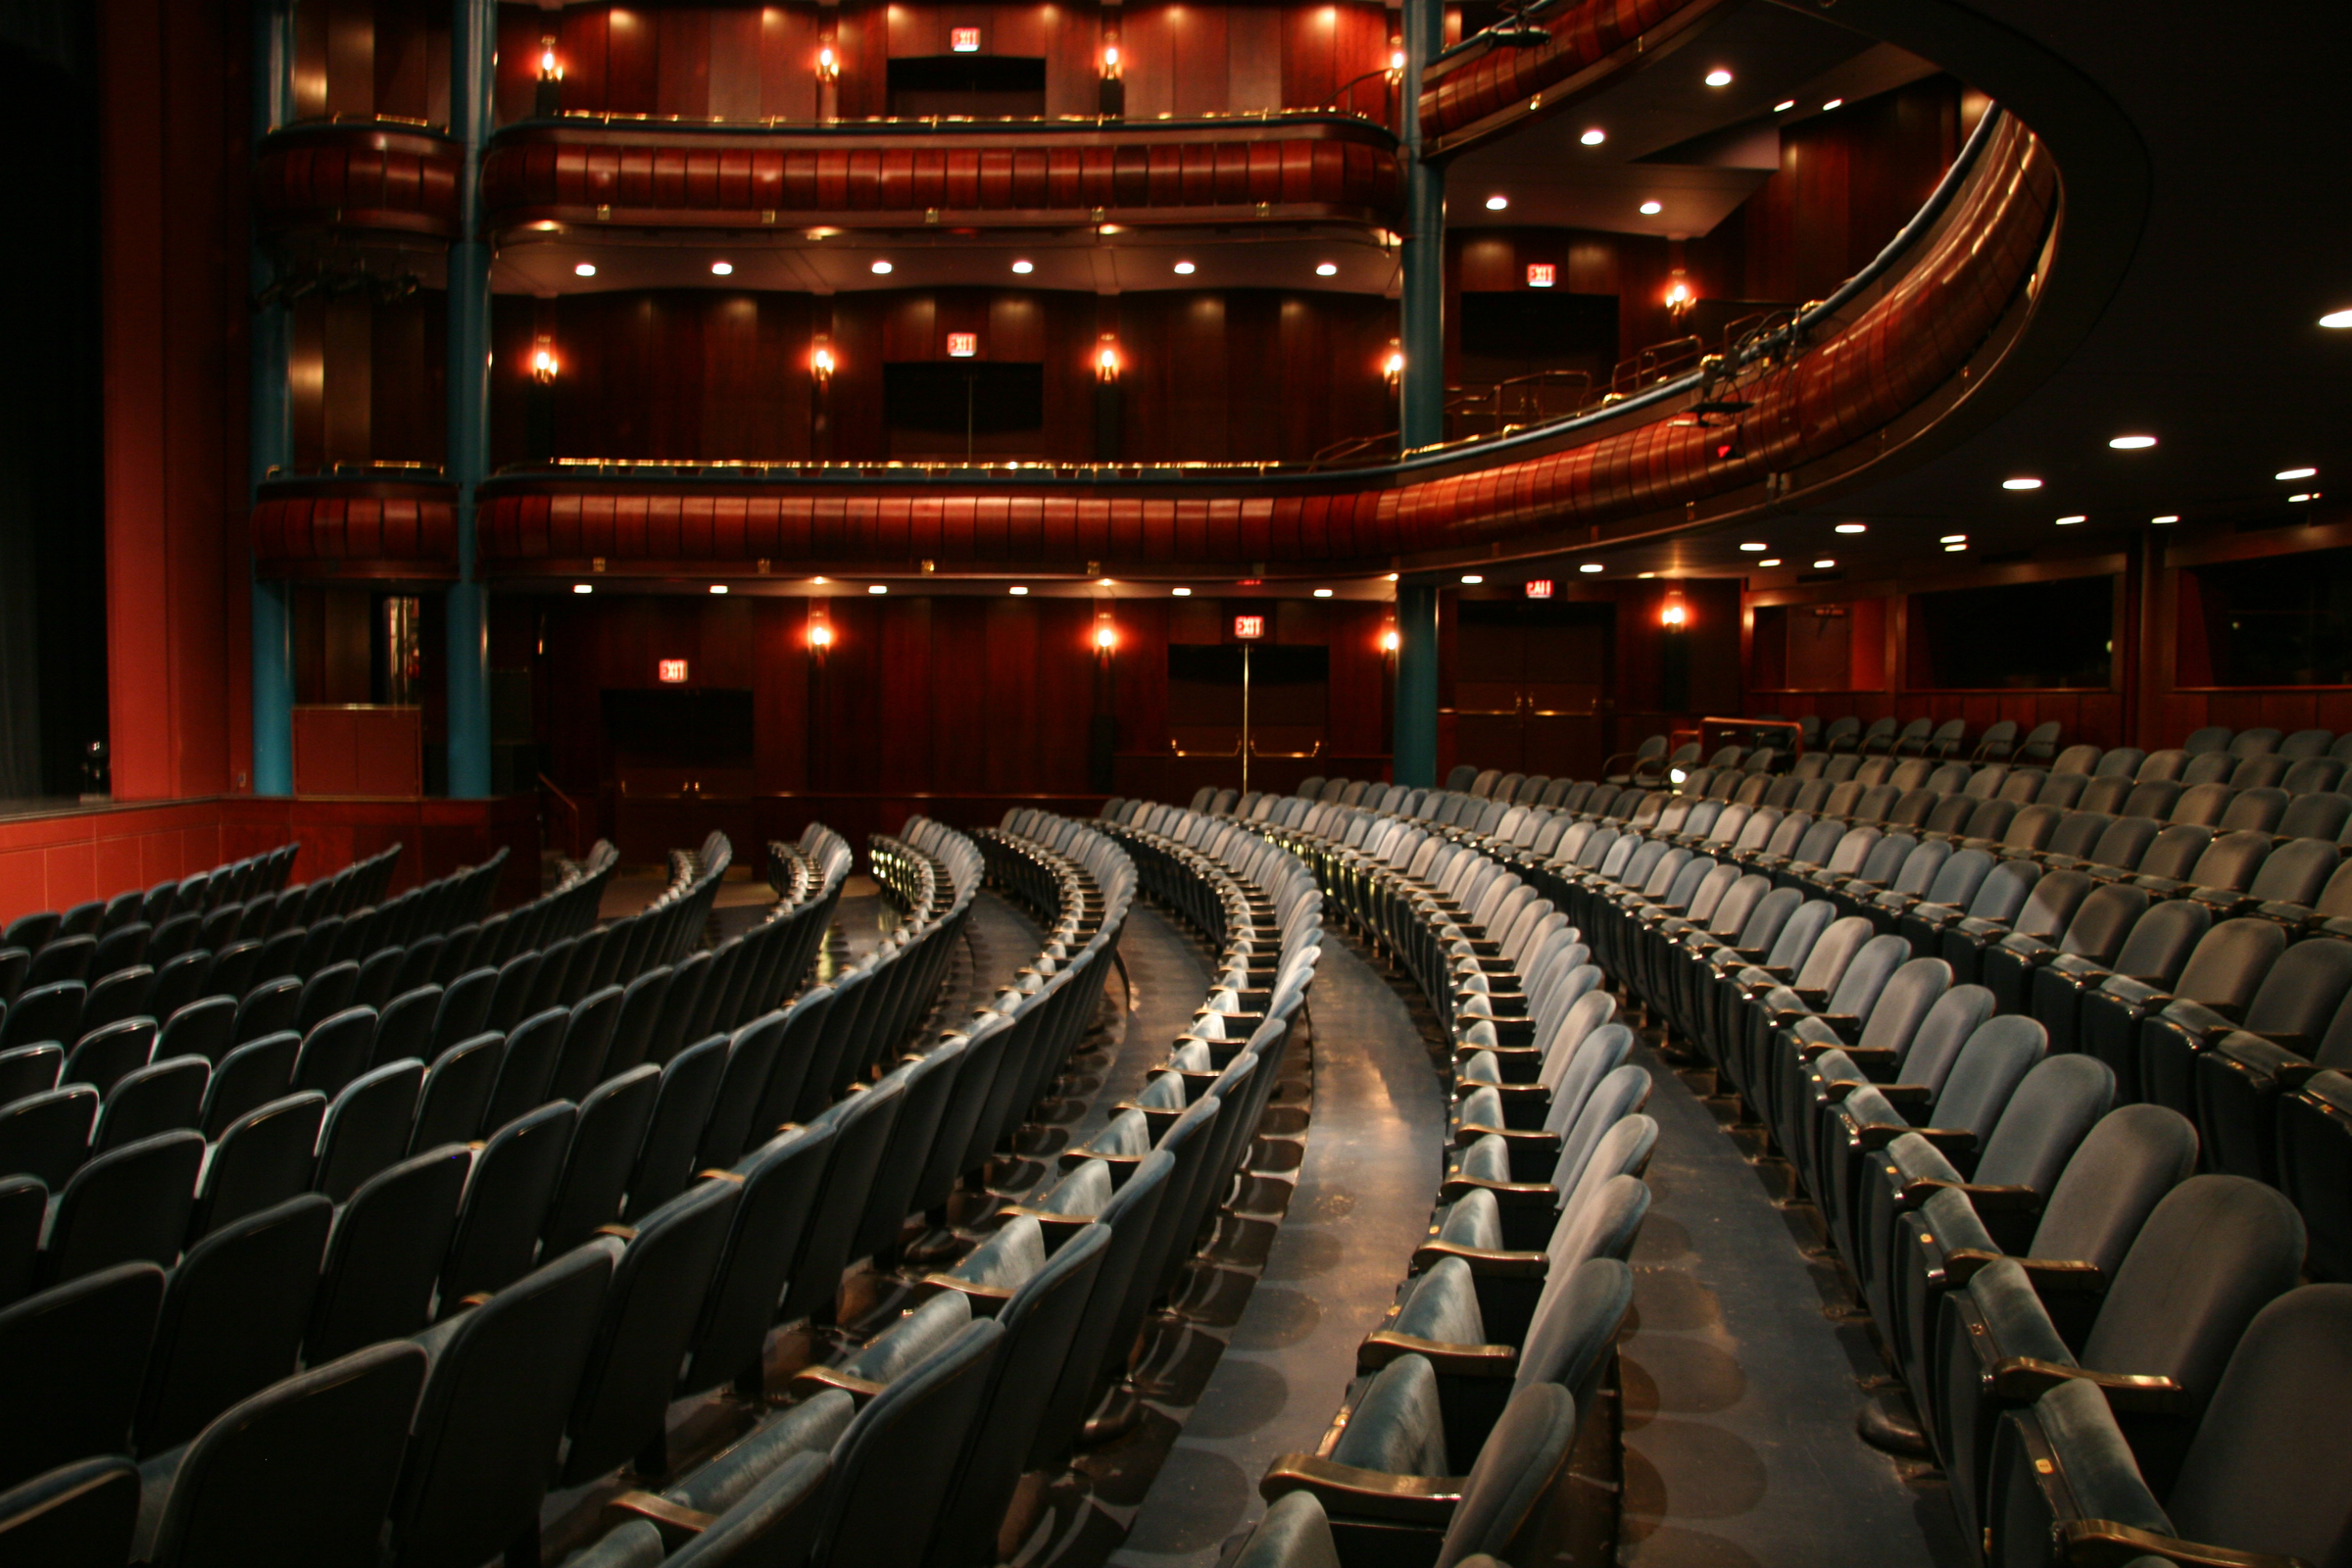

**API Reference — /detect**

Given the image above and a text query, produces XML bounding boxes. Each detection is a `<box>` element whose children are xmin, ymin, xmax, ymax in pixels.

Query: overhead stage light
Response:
<box><xmin>1704</xmin><ymin>68</ymin><xmax>1733</xmax><ymax>86</ymax></box>
<box><xmin>2003</xmin><ymin>477</ymin><xmax>2043</xmax><ymax>490</ymax></box>
<box><xmin>2109</xmin><ymin>434</ymin><xmax>2157</xmax><ymax>450</ymax></box>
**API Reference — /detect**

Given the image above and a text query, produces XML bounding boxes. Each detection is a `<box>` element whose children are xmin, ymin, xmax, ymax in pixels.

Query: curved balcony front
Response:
<box><xmin>469</xmin><ymin>112</ymin><xmax>2052</xmax><ymax>577</ymax></box>
<box><xmin>253</xmin><ymin>472</ymin><xmax>460</xmax><ymax>582</ymax></box>
<box><xmin>479</xmin><ymin>114</ymin><xmax>1404</xmax><ymax>235</ymax></box>
<box><xmin>255</xmin><ymin>122</ymin><xmax>464</xmax><ymax>242</ymax></box>
<box><xmin>1417</xmin><ymin>0</ymin><xmax>1723</xmax><ymax>156</ymax></box>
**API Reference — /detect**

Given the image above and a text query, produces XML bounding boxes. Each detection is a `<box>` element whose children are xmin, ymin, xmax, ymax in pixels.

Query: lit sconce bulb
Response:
<box><xmin>816</xmin><ymin>45</ymin><xmax>839</xmax><ymax>79</ymax></box>
<box><xmin>1096</xmin><ymin>340</ymin><xmax>1121</xmax><ymax>381</ymax></box>
<box><xmin>1661</xmin><ymin>600</ymin><xmax>1687</xmax><ymax>628</ymax></box>
<box><xmin>1102</xmin><ymin>43</ymin><xmax>1121</xmax><ymax>76</ymax></box>
<box><xmin>539</xmin><ymin>39</ymin><xmax>562</xmax><ymax>79</ymax></box>
<box><xmin>810</xmin><ymin>344</ymin><xmax>835</xmax><ymax>384</ymax></box>
<box><xmin>1381</xmin><ymin>628</ymin><xmax>1400</xmax><ymax>653</ymax></box>
<box><xmin>1383</xmin><ymin>349</ymin><xmax>1404</xmax><ymax>387</ymax></box>
<box><xmin>1094</xmin><ymin>621</ymin><xmax>1118</xmax><ymax>651</ymax></box>
<box><xmin>1390</xmin><ymin>48</ymin><xmax>1405</xmax><ymax>73</ymax></box>
<box><xmin>530</xmin><ymin>343</ymin><xmax>560</xmax><ymax>383</ymax></box>
<box><xmin>808</xmin><ymin>620</ymin><xmax>833</xmax><ymax>649</ymax></box>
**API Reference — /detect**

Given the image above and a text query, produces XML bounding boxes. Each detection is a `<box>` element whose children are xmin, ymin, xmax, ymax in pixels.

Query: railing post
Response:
<box><xmin>445</xmin><ymin>0</ymin><xmax>495</xmax><ymax>800</ymax></box>
<box><xmin>1394</xmin><ymin>583</ymin><xmax>1440</xmax><ymax>787</ymax></box>
<box><xmin>248</xmin><ymin>0</ymin><xmax>296</xmax><ymax>797</ymax></box>
<box><xmin>1398</xmin><ymin>0</ymin><xmax>1445</xmax><ymax>452</ymax></box>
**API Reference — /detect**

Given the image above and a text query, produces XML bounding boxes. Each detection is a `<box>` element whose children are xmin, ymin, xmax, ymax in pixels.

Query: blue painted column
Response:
<box><xmin>1395</xmin><ymin>584</ymin><xmax>1440</xmax><ymax>787</ymax></box>
<box><xmin>444</xmin><ymin>0</ymin><xmax>495</xmax><ymax>799</ymax></box>
<box><xmin>1398</xmin><ymin>0</ymin><xmax>1446</xmax><ymax>451</ymax></box>
<box><xmin>248</xmin><ymin>0</ymin><xmax>295</xmax><ymax>796</ymax></box>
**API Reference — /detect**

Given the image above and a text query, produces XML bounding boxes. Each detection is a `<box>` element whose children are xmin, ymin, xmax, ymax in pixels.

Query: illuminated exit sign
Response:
<box><xmin>1526</xmin><ymin>264</ymin><xmax>1556</xmax><ymax>288</ymax></box>
<box><xmin>658</xmin><ymin>660</ymin><xmax>689</xmax><ymax>684</ymax></box>
<box><xmin>1525</xmin><ymin>579</ymin><xmax>1554</xmax><ymax>599</ymax></box>
<box><xmin>1232</xmin><ymin>614</ymin><xmax>1266</xmax><ymax>641</ymax></box>
<box><xmin>947</xmin><ymin>332</ymin><xmax>977</xmax><ymax>357</ymax></box>
<box><xmin>951</xmin><ymin>25</ymin><xmax>981</xmax><ymax>50</ymax></box>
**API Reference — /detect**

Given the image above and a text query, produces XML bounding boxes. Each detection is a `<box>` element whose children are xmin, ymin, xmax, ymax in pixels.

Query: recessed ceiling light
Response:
<box><xmin>2278</xmin><ymin>466</ymin><xmax>2318</xmax><ymax>480</ymax></box>
<box><xmin>1099</xmin><ymin>578</ymin><xmax>1114</xmax><ymax>586</ymax></box>
<box><xmin>571</xmin><ymin>583</ymin><xmax>593</xmax><ymax>594</ymax></box>
<box><xmin>709</xmin><ymin>584</ymin><xmax>729</xmax><ymax>595</ymax></box>
<box><xmin>1757</xmin><ymin>559</ymin><xmax>1781</xmax><ymax>566</ymax></box>
<box><xmin>710</xmin><ymin>261</ymin><xmax>734</xmax><ymax>275</ymax></box>
<box><xmin>871</xmin><ymin>260</ymin><xmax>893</xmax><ymax>274</ymax></box>
<box><xmin>1011</xmin><ymin>260</ymin><xmax>1034</xmax><ymax>274</ymax></box>
<box><xmin>1173</xmin><ymin>261</ymin><xmax>1196</xmax><ymax>274</ymax></box>
<box><xmin>1640</xmin><ymin>201</ymin><xmax>1663</xmax><ymax>216</ymax></box>
<box><xmin>1009</xmin><ymin>585</ymin><xmax>1029</xmax><ymax>595</ymax></box>
<box><xmin>1171</xmin><ymin>587</ymin><xmax>1192</xmax><ymax>597</ymax></box>
<box><xmin>1944</xmin><ymin>542</ymin><xmax>1967</xmax><ymax>552</ymax></box>
<box><xmin>1821</xmin><ymin>97</ymin><xmax>1842</xmax><ymax>110</ymax></box>
<box><xmin>1579</xmin><ymin>563</ymin><xmax>1603</xmax><ymax>573</ymax></box>
<box><xmin>2151</xmin><ymin>514</ymin><xmax>2180</xmax><ymax>524</ymax></box>
<box><xmin>2108</xmin><ymin>434</ymin><xmax>2157</xmax><ymax>450</ymax></box>
<box><xmin>1813</xmin><ymin>559</ymin><xmax>1836</xmax><ymax>569</ymax></box>
<box><xmin>1739</xmin><ymin>541</ymin><xmax>1768</xmax><ymax>552</ymax></box>
<box><xmin>1940</xmin><ymin>534</ymin><xmax>1967</xmax><ymax>544</ymax></box>
<box><xmin>573</xmin><ymin>263</ymin><xmax>597</xmax><ymax>277</ymax></box>
<box><xmin>1460</xmin><ymin>573</ymin><xmax>1484</xmax><ymax>585</ymax></box>
<box><xmin>1579</xmin><ymin>128</ymin><xmax>1605</xmax><ymax>146</ymax></box>
<box><xmin>2003</xmin><ymin>477</ymin><xmax>2043</xmax><ymax>490</ymax></box>
<box><xmin>1704</xmin><ymin>68</ymin><xmax>1733</xmax><ymax>86</ymax></box>
<box><xmin>867</xmin><ymin>584</ymin><xmax>887</xmax><ymax>594</ymax></box>
<box><xmin>2321</xmin><ymin>309</ymin><xmax>2352</xmax><ymax>328</ymax></box>
<box><xmin>1834</xmin><ymin>522</ymin><xmax>1867</xmax><ymax>534</ymax></box>
<box><xmin>2056</xmin><ymin>514</ymin><xmax>2086</xmax><ymax>525</ymax></box>
<box><xmin>1772</xmin><ymin>99</ymin><xmax>1795</xmax><ymax>113</ymax></box>
<box><xmin>1638</xmin><ymin>571</ymin><xmax>1656</xmax><ymax>578</ymax></box>
<box><xmin>810</xmin><ymin>576</ymin><xmax>827</xmax><ymax>585</ymax></box>
<box><xmin>1312</xmin><ymin>587</ymin><xmax>1334</xmax><ymax>598</ymax></box>
<box><xmin>1315</xmin><ymin>263</ymin><xmax>1339</xmax><ymax>276</ymax></box>
<box><xmin>2289</xmin><ymin>493</ymin><xmax>2318</xmax><ymax>504</ymax></box>
<box><xmin>1386</xmin><ymin>572</ymin><xmax>1398</xmax><ymax>581</ymax></box>
<box><xmin>1485</xmin><ymin>195</ymin><xmax>1508</xmax><ymax>211</ymax></box>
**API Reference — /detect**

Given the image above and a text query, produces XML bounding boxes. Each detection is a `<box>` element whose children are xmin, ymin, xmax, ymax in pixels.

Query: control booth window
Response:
<box><xmin>886</xmin><ymin>56</ymin><xmax>1048</xmax><ymax>118</ymax></box>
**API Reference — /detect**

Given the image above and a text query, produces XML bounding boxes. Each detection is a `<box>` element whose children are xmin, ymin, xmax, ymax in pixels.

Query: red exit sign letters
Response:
<box><xmin>1232</xmin><ymin>614</ymin><xmax>1266</xmax><ymax>641</ymax></box>
<box><xmin>658</xmin><ymin>660</ymin><xmax>689</xmax><ymax>684</ymax></box>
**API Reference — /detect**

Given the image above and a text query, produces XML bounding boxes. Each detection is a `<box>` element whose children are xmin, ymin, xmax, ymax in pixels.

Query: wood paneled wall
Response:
<box><xmin>486</xmin><ymin>286</ymin><xmax>1395</xmax><ymax>466</ymax></box>
<box><xmin>293</xmin><ymin>0</ymin><xmax>452</xmax><ymax>125</ymax></box>
<box><xmin>533</xmin><ymin>590</ymin><xmax>1392</xmax><ymax>826</ymax></box>
<box><xmin>290</xmin><ymin>290</ymin><xmax>446</xmax><ymax>470</ymax></box>
<box><xmin>489</xmin><ymin>0</ymin><xmax>1392</xmax><ymax>124</ymax></box>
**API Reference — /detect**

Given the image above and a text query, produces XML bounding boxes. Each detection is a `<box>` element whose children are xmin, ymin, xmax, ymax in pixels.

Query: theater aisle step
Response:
<box><xmin>1619</xmin><ymin>1039</ymin><xmax>1972</xmax><ymax>1568</ymax></box>
<box><xmin>1106</xmin><ymin>932</ymin><xmax>1445</xmax><ymax>1568</ymax></box>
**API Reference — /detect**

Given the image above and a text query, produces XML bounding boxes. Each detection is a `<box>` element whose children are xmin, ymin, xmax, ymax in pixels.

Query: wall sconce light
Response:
<box><xmin>1381</xmin><ymin>623</ymin><xmax>1401</xmax><ymax>654</ymax></box>
<box><xmin>1094</xmin><ymin>615</ymin><xmax>1119</xmax><ymax>653</ymax></box>
<box><xmin>1096</xmin><ymin>336</ymin><xmax>1121</xmax><ymax>382</ymax></box>
<box><xmin>1384</xmin><ymin>345</ymin><xmax>1404</xmax><ymax>391</ymax></box>
<box><xmin>1664</xmin><ymin>270</ymin><xmax>1694</xmax><ymax>320</ymax></box>
<box><xmin>1660</xmin><ymin>594</ymin><xmax>1689</xmax><ymax>629</ymax></box>
<box><xmin>530</xmin><ymin>338</ymin><xmax>560</xmax><ymax>383</ymax></box>
<box><xmin>1101</xmin><ymin>42</ymin><xmax>1121</xmax><ymax>77</ymax></box>
<box><xmin>810</xmin><ymin>338</ymin><xmax>835</xmax><ymax>386</ymax></box>
<box><xmin>808</xmin><ymin>614</ymin><xmax>834</xmax><ymax>652</ymax></box>
<box><xmin>1388</xmin><ymin>39</ymin><xmax>1405</xmax><ymax>79</ymax></box>
<box><xmin>538</xmin><ymin>36</ymin><xmax>563</xmax><ymax>80</ymax></box>
<box><xmin>816</xmin><ymin>45</ymin><xmax>840</xmax><ymax>81</ymax></box>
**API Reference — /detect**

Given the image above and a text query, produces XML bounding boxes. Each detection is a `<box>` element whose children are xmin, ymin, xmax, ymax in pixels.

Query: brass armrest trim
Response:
<box><xmin>1408</xmin><ymin>1241</ymin><xmax>1550</xmax><ymax>1276</ymax></box>
<box><xmin>1991</xmin><ymin>1356</ymin><xmax>2186</xmax><ymax>1413</ymax></box>
<box><xmin>787</xmin><ymin>1367</ymin><xmax>889</xmax><ymax>1401</ymax></box>
<box><xmin>606</xmin><ymin>1492</ymin><xmax>715</xmax><ymax>1536</ymax></box>
<box><xmin>1357</xmin><ymin>1330</ymin><xmax>1519</xmax><ymax>1376</ymax></box>
<box><xmin>2058</xmin><ymin>1517</ymin><xmax>2310</xmax><ymax>1568</ymax></box>
<box><xmin>1944</xmin><ymin>1248</ymin><xmax>2104</xmax><ymax>1291</ymax></box>
<box><xmin>1259</xmin><ymin>1453</ymin><xmax>1466</xmax><ymax>1526</ymax></box>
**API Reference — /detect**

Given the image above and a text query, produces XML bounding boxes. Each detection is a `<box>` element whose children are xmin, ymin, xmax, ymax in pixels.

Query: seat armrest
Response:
<box><xmin>1259</xmin><ymin>1454</ymin><xmax>1465</xmax><ymax>1527</ymax></box>
<box><xmin>1943</xmin><ymin>1249</ymin><xmax>2105</xmax><ymax>1292</ymax></box>
<box><xmin>1356</xmin><ymin>1330</ymin><xmax>1520</xmax><ymax>1377</ymax></box>
<box><xmin>605</xmin><ymin>1492</ymin><xmax>715</xmax><ymax>1537</ymax></box>
<box><xmin>1874</xmin><ymin>1083</ymin><xmax>1936</xmax><ymax>1108</ymax></box>
<box><xmin>784</xmin><ymin>1366</ymin><xmax>889</xmax><ymax>1403</ymax></box>
<box><xmin>2055</xmin><ymin>1517</ymin><xmax>2308</xmax><ymax>1568</ymax></box>
<box><xmin>1990</xmin><ymin>1357</ymin><xmax>2188</xmax><ymax>1414</ymax></box>
<box><xmin>1409</xmin><ymin>1240</ymin><xmax>1551</xmax><ymax>1275</ymax></box>
<box><xmin>1897</xmin><ymin>1179</ymin><xmax>2041</xmax><ymax>1215</ymax></box>
<box><xmin>1436</xmin><ymin>1174</ymin><xmax>1556</xmax><ymax>1207</ymax></box>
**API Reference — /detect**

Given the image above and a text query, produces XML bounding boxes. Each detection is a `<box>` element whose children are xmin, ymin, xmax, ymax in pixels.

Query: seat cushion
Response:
<box><xmin>1329</xmin><ymin>1354</ymin><xmax>1450</xmax><ymax>1477</ymax></box>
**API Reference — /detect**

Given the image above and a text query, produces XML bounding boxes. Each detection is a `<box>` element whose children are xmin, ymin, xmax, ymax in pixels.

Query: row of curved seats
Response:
<box><xmin>0</xmin><ymin>844</ymin><xmax>302</xmax><ymax>968</ymax></box>
<box><xmin>1258</xmin><ymin>773</ymin><xmax>2352</xmax><ymax>1568</ymax></box>
<box><xmin>1507</xmin><ymin>774</ymin><xmax>2352</xmax><ymax>1568</ymax></box>
<box><xmin>0</xmin><ymin>817</ymin><xmax>1109</xmax><ymax>1567</ymax></box>
<box><xmin>1196</xmin><ymin>793</ymin><xmax>1652</xmax><ymax>1567</ymax></box>
<box><xmin>545</xmin><ymin>809</ymin><xmax>1160</xmax><ymax>1567</ymax></box>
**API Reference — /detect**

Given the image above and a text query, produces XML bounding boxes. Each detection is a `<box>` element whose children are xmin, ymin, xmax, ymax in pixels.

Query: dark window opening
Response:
<box><xmin>600</xmin><ymin>688</ymin><xmax>755</xmax><ymax>794</ymax></box>
<box><xmin>884</xmin><ymin>362</ymin><xmax>1045</xmax><ymax>460</ymax></box>
<box><xmin>2187</xmin><ymin>549</ymin><xmax>2352</xmax><ymax>686</ymax></box>
<box><xmin>1909</xmin><ymin>576</ymin><xmax>2114</xmax><ymax>690</ymax></box>
<box><xmin>886</xmin><ymin>56</ymin><xmax>1048</xmax><ymax>118</ymax></box>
